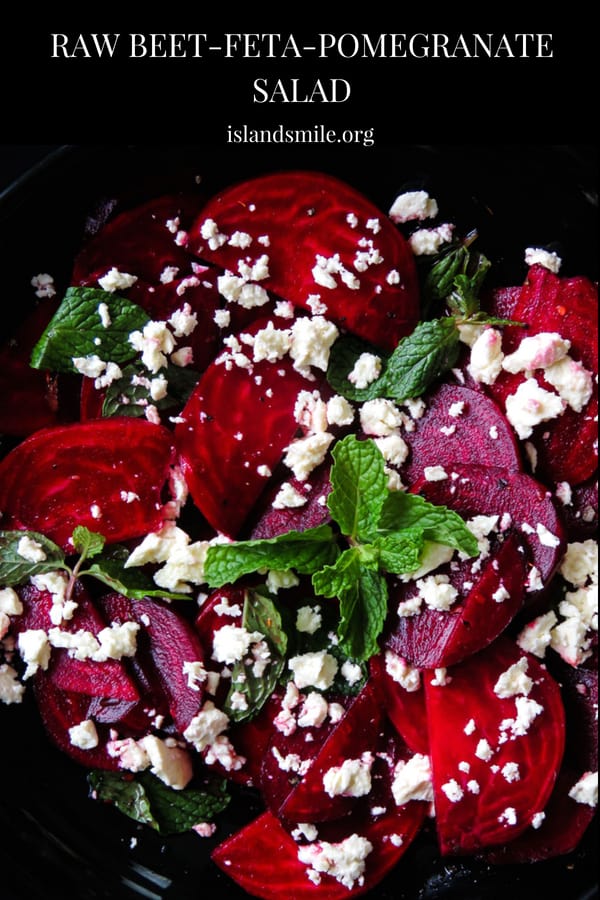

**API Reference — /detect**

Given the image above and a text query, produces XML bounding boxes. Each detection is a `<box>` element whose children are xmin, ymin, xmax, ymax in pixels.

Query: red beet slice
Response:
<box><xmin>266</xmin><ymin>680</ymin><xmax>384</xmax><ymax>825</ymax></box>
<box><xmin>213</xmin><ymin>731</ymin><xmax>426</xmax><ymax>899</ymax></box>
<box><xmin>369</xmin><ymin>652</ymin><xmax>429</xmax><ymax>755</ymax></box>
<box><xmin>484</xmin><ymin>266</ymin><xmax>598</xmax><ymax>486</ymax></box>
<box><xmin>100</xmin><ymin>593</ymin><xmax>205</xmax><ymax>735</ymax></box>
<box><xmin>189</xmin><ymin>171</ymin><xmax>420</xmax><ymax>352</ymax></box>
<box><xmin>385</xmin><ymin>533</ymin><xmax>527</xmax><ymax>668</ymax></box>
<box><xmin>425</xmin><ymin>637</ymin><xmax>565</xmax><ymax>855</ymax></box>
<box><xmin>559</xmin><ymin>477</ymin><xmax>598</xmax><ymax>542</ymax></box>
<box><xmin>14</xmin><ymin>581</ymin><xmax>139</xmax><ymax>702</ymax></box>
<box><xmin>71</xmin><ymin>194</ymin><xmax>203</xmax><ymax>286</ymax></box>
<box><xmin>400</xmin><ymin>383</ymin><xmax>521</xmax><ymax>487</ymax></box>
<box><xmin>0</xmin><ymin>417</ymin><xmax>177</xmax><ymax>550</ymax></box>
<box><xmin>486</xmin><ymin>658</ymin><xmax>598</xmax><ymax>863</ymax></box>
<box><xmin>175</xmin><ymin>317</ymin><xmax>323</xmax><ymax>537</ymax></box>
<box><xmin>412</xmin><ymin>463</ymin><xmax>566</xmax><ymax>599</ymax></box>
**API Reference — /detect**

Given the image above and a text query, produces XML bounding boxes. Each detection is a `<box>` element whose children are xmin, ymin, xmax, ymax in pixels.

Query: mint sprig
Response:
<box><xmin>204</xmin><ymin>435</ymin><xmax>478</xmax><ymax>662</ymax></box>
<box><xmin>30</xmin><ymin>287</ymin><xmax>149</xmax><ymax>373</ymax></box>
<box><xmin>0</xmin><ymin>531</ymin><xmax>66</xmax><ymax>584</ymax></box>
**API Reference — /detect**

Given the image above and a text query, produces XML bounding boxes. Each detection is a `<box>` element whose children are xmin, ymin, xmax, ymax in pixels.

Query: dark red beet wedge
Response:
<box><xmin>249</xmin><ymin>464</ymin><xmax>333</xmax><ymax>540</ymax></box>
<box><xmin>385</xmin><ymin>533</ymin><xmax>527</xmax><ymax>668</ymax></box>
<box><xmin>0</xmin><ymin>417</ymin><xmax>177</xmax><ymax>550</ymax></box>
<box><xmin>425</xmin><ymin>637</ymin><xmax>565</xmax><ymax>855</ymax></box>
<box><xmin>175</xmin><ymin>317</ymin><xmax>324</xmax><ymax>537</ymax></box>
<box><xmin>400</xmin><ymin>382</ymin><xmax>521</xmax><ymax>488</ymax></box>
<box><xmin>369</xmin><ymin>652</ymin><xmax>429</xmax><ymax>755</ymax></box>
<box><xmin>412</xmin><ymin>463</ymin><xmax>566</xmax><ymax>600</ymax></box>
<box><xmin>189</xmin><ymin>171</ymin><xmax>420</xmax><ymax>352</ymax></box>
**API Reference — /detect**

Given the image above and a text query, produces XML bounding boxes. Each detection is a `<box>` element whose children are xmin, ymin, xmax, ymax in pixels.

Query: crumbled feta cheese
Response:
<box><xmin>217</xmin><ymin>272</ymin><xmax>270</xmax><ymax>309</ymax></box>
<box><xmin>31</xmin><ymin>273</ymin><xmax>56</xmax><ymax>298</ymax></box>
<box><xmin>555</xmin><ymin>482</ymin><xmax>573</xmax><ymax>506</ymax></box>
<box><xmin>391</xmin><ymin>753</ymin><xmax>434</xmax><ymax>805</ymax></box>
<box><xmin>168</xmin><ymin>302</ymin><xmax>198</xmax><ymax>337</ymax></box>
<box><xmin>524</xmin><ymin>247</ymin><xmax>562</xmax><ymax>273</ymax></box>
<box><xmin>30</xmin><ymin>570</ymin><xmax>75</xmax><ymax>626</ymax></box>
<box><xmin>266</xmin><ymin>569</ymin><xmax>299</xmax><ymax>594</ymax></box>
<box><xmin>298</xmin><ymin>834</ymin><xmax>373</xmax><ymax>890</ymax></box>
<box><xmin>283</xmin><ymin>433</ymin><xmax>334</xmax><ymax>481</ymax></box>
<box><xmin>228</xmin><ymin>230</ymin><xmax>253</xmax><ymax>249</ymax></box>
<box><xmin>423</xmin><ymin>465</ymin><xmax>448</xmax><ymax>482</ymax></box>
<box><xmin>129</xmin><ymin>320</ymin><xmax>176</xmax><ymax>373</ymax></box>
<box><xmin>374</xmin><ymin>434</ymin><xmax>409</xmax><ymax>468</ymax></box>
<box><xmin>502</xmin><ymin>332</ymin><xmax>571</xmax><ymax>374</ymax></box>
<box><xmin>360</xmin><ymin>398</ymin><xmax>403</xmax><ymax>437</ymax></box>
<box><xmin>498</xmin><ymin>807</ymin><xmax>518</xmax><ymax>826</ymax></box>
<box><xmin>183</xmin><ymin>701</ymin><xmax>229</xmax><ymax>752</ymax></box>
<box><xmin>505</xmin><ymin>377</ymin><xmax>566</xmax><ymax>439</ymax></box>
<box><xmin>252</xmin><ymin>321</ymin><xmax>292</xmax><ymax>363</ymax></box>
<box><xmin>288</xmin><ymin>650</ymin><xmax>338</xmax><ymax>690</ymax></box>
<box><xmin>17</xmin><ymin>629</ymin><xmax>51</xmax><ymax>678</ymax></box>
<box><xmin>323</xmin><ymin>753</ymin><xmax>373</xmax><ymax>798</ymax></box>
<box><xmin>441</xmin><ymin>779</ymin><xmax>464</xmax><ymax>803</ymax></box>
<box><xmin>500</xmin><ymin>696</ymin><xmax>544</xmax><ymax>739</ymax></box>
<box><xmin>0</xmin><ymin>664</ymin><xmax>25</xmax><ymax>704</ymax></box>
<box><xmin>272</xmin><ymin>482</ymin><xmax>308</xmax><ymax>510</ymax></box>
<box><xmin>468</xmin><ymin>328</ymin><xmax>504</xmax><ymax>386</ymax></box>
<box><xmin>326</xmin><ymin>395</ymin><xmax>355</xmax><ymax>427</ymax></box>
<box><xmin>560</xmin><ymin>540</ymin><xmax>598</xmax><ymax>587</ymax></box>
<box><xmin>212</xmin><ymin>625</ymin><xmax>264</xmax><ymax>666</ymax></box>
<box><xmin>0</xmin><ymin>587</ymin><xmax>23</xmax><ymax>617</ymax></box>
<box><xmin>17</xmin><ymin>535</ymin><xmax>47</xmax><ymax>563</ymax></box>
<box><xmin>502</xmin><ymin>762</ymin><xmax>521</xmax><ymax>783</ymax></box>
<box><xmin>464</xmin><ymin>719</ymin><xmax>476</xmax><ymax>735</ymax></box>
<box><xmin>409</xmin><ymin>223</ymin><xmax>454</xmax><ymax>255</ymax></box>
<box><xmin>494</xmin><ymin>658</ymin><xmax>533</xmax><ymax>698</ymax></box>
<box><xmin>97</xmin><ymin>302</ymin><xmax>111</xmax><ymax>328</ymax></box>
<box><xmin>97</xmin><ymin>267</ymin><xmax>138</xmax><ymax>292</ymax></box>
<box><xmin>517</xmin><ymin>611</ymin><xmax>558</xmax><ymax>657</ymax></box>
<box><xmin>531</xmin><ymin>812</ymin><xmax>546</xmax><ymax>829</ymax></box>
<box><xmin>384</xmin><ymin>651</ymin><xmax>421</xmax><ymax>692</ymax></box>
<box><xmin>141</xmin><ymin>734</ymin><xmax>193</xmax><ymax>789</ymax></box>
<box><xmin>347</xmin><ymin>352</ymin><xmax>382</xmax><ymax>390</ymax></box>
<box><xmin>294</xmin><ymin>389</ymin><xmax>329</xmax><ymax>434</ymax></box>
<box><xmin>389</xmin><ymin>190</ymin><xmax>439</xmax><ymax>223</ymax></box>
<box><xmin>200</xmin><ymin>218</ymin><xmax>228</xmax><ymax>249</ymax></box>
<box><xmin>289</xmin><ymin>316</ymin><xmax>339</xmax><ymax>376</ymax></box>
<box><xmin>543</xmin><ymin>356</ymin><xmax>594</xmax><ymax>412</ymax></box>
<box><xmin>296</xmin><ymin>605</ymin><xmax>322</xmax><ymax>635</ymax></box>
<box><xmin>400</xmin><ymin>541</ymin><xmax>455</xmax><ymax>582</ymax></box>
<box><xmin>341</xmin><ymin>660</ymin><xmax>363</xmax><ymax>686</ymax></box>
<box><xmin>160</xmin><ymin>265</ymin><xmax>179</xmax><ymax>284</ymax></box>
<box><xmin>213</xmin><ymin>308</ymin><xmax>231</xmax><ymax>329</ymax></box>
<box><xmin>536</xmin><ymin>523</ymin><xmax>561</xmax><ymax>548</ymax></box>
<box><xmin>416</xmin><ymin>574</ymin><xmax>458</xmax><ymax>611</ymax></box>
<box><xmin>297</xmin><ymin>692</ymin><xmax>329</xmax><ymax>729</ymax></box>
<box><xmin>568</xmin><ymin>771</ymin><xmax>598</xmax><ymax>807</ymax></box>
<box><xmin>312</xmin><ymin>253</ymin><xmax>360</xmax><ymax>291</ymax></box>
<box><xmin>475</xmin><ymin>739</ymin><xmax>494</xmax><ymax>761</ymax></box>
<box><xmin>72</xmin><ymin>354</ymin><xmax>107</xmax><ymax>378</ymax></box>
<box><xmin>69</xmin><ymin>719</ymin><xmax>99</xmax><ymax>750</ymax></box>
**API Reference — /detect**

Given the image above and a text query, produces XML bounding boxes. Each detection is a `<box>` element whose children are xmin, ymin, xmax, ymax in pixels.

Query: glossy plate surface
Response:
<box><xmin>0</xmin><ymin>144</ymin><xmax>597</xmax><ymax>900</ymax></box>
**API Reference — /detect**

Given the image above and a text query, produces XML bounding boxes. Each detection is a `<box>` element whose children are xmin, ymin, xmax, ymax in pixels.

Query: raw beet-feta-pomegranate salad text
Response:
<box><xmin>0</xmin><ymin>170</ymin><xmax>597</xmax><ymax>899</ymax></box>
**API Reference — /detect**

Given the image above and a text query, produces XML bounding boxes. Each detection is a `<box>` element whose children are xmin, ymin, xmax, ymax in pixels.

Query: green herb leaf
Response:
<box><xmin>382</xmin><ymin>317</ymin><xmax>461</xmax><ymax>401</ymax></box>
<box><xmin>30</xmin><ymin>287</ymin><xmax>149</xmax><ymax>373</ymax></box>
<box><xmin>375</xmin><ymin>528</ymin><xmax>425</xmax><ymax>574</ymax></box>
<box><xmin>326</xmin><ymin>334</ymin><xmax>389</xmax><ymax>401</ymax></box>
<box><xmin>312</xmin><ymin>549</ymin><xmax>387</xmax><ymax>661</ymax></box>
<box><xmin>379</xmin><ymin>491</ymin><xmax>479</xmax><ymax>557</ymax></box>
<box><xmin>203</xmin><ymin>525</ymin><xmax>338</xmax><ymax>588</ymax></box>
<box><xmin>89</xmin><ymin>770</ymin><xmax>230</xmax><ymax>835</ymax></box>
<box><xmin>0</xmin><ymin>530</ymin><xmax>66</xmax><ymax>585</ymax></box>
<box><xmin>327</xmin><ymin>435</ymin><xmax>388</xmax><ymax>543</ymax></box>
<box><xmin>82</xmin><ymin>556</ymin><xmax>191</xmax><ymax>602</ymax></box>
<box><xmin>225</xmin><ymin>590</ymin><xmax>287</xmax><ymax>723</ymax></box>
<box><xmin>71</xmin><ymin>526</ymin><xmax>105</xmax><ymax>561</ymax></box>
<box><xmin>102</xmin><ymin>363</ymin><xmax>200</xmax><ymax>419</ymax></box>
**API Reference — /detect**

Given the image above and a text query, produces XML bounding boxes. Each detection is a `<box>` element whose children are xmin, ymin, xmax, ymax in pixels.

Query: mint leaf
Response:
<box><xmin>312</xmin><ymin>549</ymin><xmax>387</xmax><ymax>661</ymax></box>
<box><xmin>204</xmin><ymin>525</ymin><xmax>338</xmax><ymax>588</ymax></box>
<box><xmin>0</xmin><ymin>530</ymin><xmax>66</xmax><ymax>585</ymax></box>
<box><xmin>381</xmin><ymin>317</ymin><xmax>461</xmax><ymax>401</ymax></box>
<box><xmin>326</xmin><ymin>334</ymin><xmax>390</xmax><ymax>402</ymax></box>
<box><xmin>71</xmin><ymin>526</ymin><xmax>105</xmax><ymax>561</ymax></box>
<box><xmin>102</xmin><ymin>363</ymin><xmax>200</xmax><ymax>419</ymax></box>
<box><xmin>30</xmin><ymin>287</ymin><xmax>149</xmax><ymax>373</ymax></box>
<box><xmin>379</xmin><ymin>491</ymin><xmax>479</xmax><ymax>557</ymax></box>
<box><xmin>89</xmin><ymin>770</ymin><xmax>230</xmax><ymax>835</ymax></box>
<box><xmin>375</xmin><ymin>528</ymin><xmax>425</xmax><ymax>574</ymax></box>
<box><xmin>327</xmin><ymin>435</ymin><xmax>388</xmax><ymax>542</ymax></box>
<box><xmin>82</xmin><ymin>556</ymin><xmax>191</xmax><ymax>601</ymax></box>
<box><xmin>225</xmin><ymin>590</ymin><xmax>287</xmax><ymax>723</ymax></box>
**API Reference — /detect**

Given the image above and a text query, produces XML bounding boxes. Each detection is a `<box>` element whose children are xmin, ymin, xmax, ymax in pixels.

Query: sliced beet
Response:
<box><xmin>425</xmin><ymin>636</ymin><xmax>565</xmax><ymax>855</ymax></box>
<box><xmin>249</xmin><ymin>464</ymin><xmax>333</xmax><ymax>540</ymax></box>
<box><xmin>214</xmin><ymin>725</ymin><xmax>427</xmax><ymax>899</ymax></box>
<box><xmin>385</xmin><ymin>533</ymin><xmax>527</xmax><ymax>668</ymax></box>
<box><xmin>189</xmin><ymin>171</ymin><xmax>420</xmax><ymax>352</ymax></box>
<box><xmin>14</xmin><ymin>581</ymin><xmax>139</xmax><ymax>702</ymax></box>
<box><xmin>33</xmin><ymin>670</ymin><xmax>118</xmax><ymax>770</ymax></box>
<box><xmin>369</xmin><ymin>652</ymin><xmax>429</xmax><ymax>755</ymax></box>
<box><xmin>268</xmin><ymin>680</ymin><xmax>384</xmax><ymax>825</ymax></box>
<box><xmin>560</xmin><ymin>477</ymin><xmax>598</xmax><ymax>541</ymax></box>
<box><xmin>412</xmin><ymin>463</ymin><xmax>566</xmax><ymax>599</ymax></box>
<box><xmin>486</xmin><ymin>656</ymin><xmax>598</xmax><ymax>863</ymax></box>
<box><xmin>71</xmin><ymin>194</ymin><xmax>204</xmax><ymax>286</ymax></box>
<box><xmin>175</xmin><ymin>317</ymin><xmax>323</xmax><ymax>537</ymax></box>
<box><xmin>484</xmin><ymin>266</ymin><xmax>598</xmax><ymax>486</ymax></box>
<box><xmin>400</xmin><ymin>383</ymin><xmax>521</xmax><ymax>487</ymax></box>
<box><xmin>100</xmin><ymin>593</ymin><xmax>206</xmax><ymax>735</ymax></box>
<box><xmin>0</xmin><ymin>417</ymin><xmax>177</xmax><ymax>550</ymax></box>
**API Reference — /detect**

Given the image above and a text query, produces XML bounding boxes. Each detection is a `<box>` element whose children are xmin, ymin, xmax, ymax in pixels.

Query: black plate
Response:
<box><xmin>0</xmin><ymin>144</ymin><xmax>597</xmax><ymax>900</ymax></box>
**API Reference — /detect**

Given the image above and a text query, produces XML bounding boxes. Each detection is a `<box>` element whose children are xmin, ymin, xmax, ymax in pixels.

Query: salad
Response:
<box><xmin>0</xmin><ymin>152</ymin><xmax>597</xmax><ymax>899</ymax></box>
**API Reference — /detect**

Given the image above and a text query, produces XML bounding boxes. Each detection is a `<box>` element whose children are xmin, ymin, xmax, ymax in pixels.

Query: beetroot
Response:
<box><xmin>369</xmin><ymin>652</ymin><xmax>429</xmax><ymax>755</ymax></box>
<box><xmin>385</xmin><ymin>533</ymin><xmax>527</xmax><ymax>668</ymax></box>
<box><xmin>189</xmin><ymin>171</ymin><xmax>420</xmax><ymax>352</ymax></box>
<box><xmin>249</xmin><ymin>464</ymin><xmax>333</xmax><ymax>539</ymax></box>
<box><xmin>175</xmin><ymin>317</ymin><xmax>325</xmax><ymax>537</ymax></box>
<box><xmin>412</xmin><ymin>463</ymin><xmax>566</xmax><ymax>599</ymax></box>
<box><xmin>400</xmin><ymin>383</ymin><xmax>522</xmax><ymax>487</ymax></box>
<box><xmin>0</xmin><ymin>417</ymin><xmax>177</xmax><ymax>550</ymax></box>
<box><xmin>425</xmin><ymin>637</ymin><xmax>565</xmax><ymax>855</ymax></box>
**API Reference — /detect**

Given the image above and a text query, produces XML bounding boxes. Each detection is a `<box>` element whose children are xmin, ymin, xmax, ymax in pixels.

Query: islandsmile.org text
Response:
<box><xmin>226</xmin><ymin>123</ymin><xmax>375</xmax><ymax>147</ymax></box>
